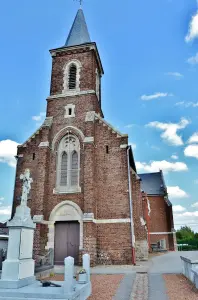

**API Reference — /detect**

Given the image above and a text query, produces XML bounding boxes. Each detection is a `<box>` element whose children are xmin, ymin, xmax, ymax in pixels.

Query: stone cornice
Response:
<box><xmin>47</xmin><ymin>90</ymin><xmax>96</xmax><ymax>100</ymax></box>
<box><xmin>49</xmin><ymin>42</ymin><xmax>104</xmax><ymax>75</ymax></box>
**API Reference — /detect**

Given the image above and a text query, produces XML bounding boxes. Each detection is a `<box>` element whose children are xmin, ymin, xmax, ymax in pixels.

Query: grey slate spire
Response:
<box><xmin>65</xmin><ymin>8</ymin><xmax>91</xmax><ymax>47</ymax></box>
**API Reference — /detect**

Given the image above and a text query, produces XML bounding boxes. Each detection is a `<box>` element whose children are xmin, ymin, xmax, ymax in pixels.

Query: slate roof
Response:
<box><xmin>65</xmin><ymin>9</ymin><xmax>91</xmax><ymax>47</ymax></box>
<box><xmin>138</xmin><ymin>171</ymin><xmax>166</xmax><ymax>196</ymax></box>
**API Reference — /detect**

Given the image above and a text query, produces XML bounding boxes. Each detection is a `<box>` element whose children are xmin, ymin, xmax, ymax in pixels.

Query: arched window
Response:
<box><xmin>56</xmin><ymin>134</ymin><xmax>80</xmax><ymax>193</ymax></box>
<box><xmin>68</xmin><ymin>64</ymin><xmax>77</xmax><ymax>90</ymax></box>
<box><xmin>62</xmin><ymin>60</ymin><xmax>82</xmax><ymax>94</ymax></box>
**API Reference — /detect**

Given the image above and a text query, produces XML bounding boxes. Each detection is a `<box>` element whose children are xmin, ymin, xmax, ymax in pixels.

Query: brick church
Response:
<box><xmin>12</xmin><ymin>8</ymin><xmax>176</xmax><ymax>266</ymax></box>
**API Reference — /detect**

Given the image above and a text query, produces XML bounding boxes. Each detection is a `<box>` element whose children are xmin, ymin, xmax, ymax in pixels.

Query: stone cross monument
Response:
<box><xmin>0</xmin><ymin>169</ymin><xmax>36</xmax><ymax>289</ymax></box>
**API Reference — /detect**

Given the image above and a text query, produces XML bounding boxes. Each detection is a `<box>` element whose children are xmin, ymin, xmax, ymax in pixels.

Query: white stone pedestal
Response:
<box><xmin>0</xmin><ymin>205</ymin><xmax>36</xmax><ymax>289</ymax></box>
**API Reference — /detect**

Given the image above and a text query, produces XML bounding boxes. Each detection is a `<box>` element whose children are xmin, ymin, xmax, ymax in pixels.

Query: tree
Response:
<box><xmin>176</xmin><ymin>226</ymin><xmax>195</xmax><ymax>241</ymax></box>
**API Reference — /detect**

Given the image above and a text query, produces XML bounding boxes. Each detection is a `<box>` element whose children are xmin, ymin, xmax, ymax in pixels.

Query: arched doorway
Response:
<box><xmin>55</xmin><ymin>221</ymin><xmax>80</xmax><ymax>265</ymax></box>
<box><xmin>47</xmin><ymin>201</ymin><xmax>83</xmax><ymax>265</ymax></box>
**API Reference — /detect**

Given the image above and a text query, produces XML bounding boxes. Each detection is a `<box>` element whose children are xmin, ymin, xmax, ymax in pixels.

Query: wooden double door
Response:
<box><xmin>54</xmin><ymin>221</ymin><xmax>80</xmax><ymax>265</ymax></box>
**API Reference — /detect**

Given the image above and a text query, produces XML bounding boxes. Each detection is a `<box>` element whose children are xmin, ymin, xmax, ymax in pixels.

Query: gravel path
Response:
<box><xmin>43</xmin><ymin>274</ymin><xmax>124</xmax><ymax>300</ymax></box>
<box><xmin>130</xmin><ymin>273</ymin><xmax>148</xmax><ymax>300</ymax></box>
<box><xmin>164</xmin><ymin>274</ymin><xmax>198</xmax><ymax>300</ymax></box>
<box><xmin>88</xmin><ymin>275</ymin><xmax>124</xmax><ymax>300</ymax></box>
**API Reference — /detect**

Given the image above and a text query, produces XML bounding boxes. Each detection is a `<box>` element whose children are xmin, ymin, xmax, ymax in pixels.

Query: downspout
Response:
<box><xmin>127</xmin><ymin>147</ymin><xmax>136</xmax><ymax>265</ymax></box>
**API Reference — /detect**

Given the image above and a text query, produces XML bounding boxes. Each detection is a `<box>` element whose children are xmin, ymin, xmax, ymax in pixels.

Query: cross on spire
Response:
<box><xmin>73</xmin><ymin>0</ymin><xmax>83</xmax><ymax>7</ymax></box>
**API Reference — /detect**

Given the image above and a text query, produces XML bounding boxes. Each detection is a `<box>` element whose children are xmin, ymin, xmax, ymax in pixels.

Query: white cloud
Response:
<box><xmin>125</xmin><ymin>124</ymin><xmax>135</xmax><ymax>129</ymax></box>
<box><xmin>136</xmin><ymin>160</ymin><xmax>188</xmax><ymax>173</ymax></box>
<box><xmin>187</xmin><ymin>52</ymin><xmax>198</xmax><ymax>64</ymax></box>
<box><xmin>0</xmin><ymin>197</ymin><xmax>4</xmax><ymax>201</ymax></box>
<box><xmin>173</xmin><ymin>205</ymin><xmax>186</xmax><ymax>213</ymax></box>
<box><xmin>184</xmin><ymin>144</ymin><xmax>198</xmax><ymax>159</ymax></box>
<box><xmin>175</xmin><ymin>101</ymin><xmax>185</xmax><ymax>106</ymax></box>
<box><xmin>166</xmin><ymin>72</ymin><xmax>183</xmax><ymax>79</ymax></box>
<box><xmin>0</xmin><ymin>140</ymin><xmax>19</xmax><ymax>167</ymax></box>
<box><xmin>0</xmin><ymin>206</ymin><xmax>11</xmax><ymax>216</ymax></box>
<box><xmin>171</xmin><ymin>155</ymin><xmax>178</xmax><ymax>160</ymax></box>
<box><xmin>195</xmin><ymin>179</ymin><xmax>198</xmax><ymax>184</ymax></box>
<box><xmin>141</xmin><ymin>92</ymin><xmax>173</xmax><ymax>101</ymax></box>
<box><xmin>174</xmin><ymin>211</ymin><xmax>198</xmax><ymax>231</ymax></box>
<box><xmin>185</xmin><ymin>11</ymin><xmax>198</xmax><ymax>42</ymax></box>
<box><xmin>167</xmin><ymin>186</ymin><xmax>189</xmax><ymax>199</ymax></box>
<box><xmin>146</xmin><ymin>118</ymin><xmax>190</xmax><ymax>146</ymax></box>
<box><xmin>175</xmin><ymin>101</ymin><xmax>198</xmax><ymax>108</ymax></box>
<box><xmin>191</xmin><ymin>202</ymin><xmax>198</xmax><ymax>208</ymax></box>
<box><xmin>32</xmin><ymin>112</ymin><xmax>45</xmax><ymax>122</ymax></box>
<box><xmin>188</xmin><ymin>132</ymin><xmax>198</xmax><ymax>144</ymax></box>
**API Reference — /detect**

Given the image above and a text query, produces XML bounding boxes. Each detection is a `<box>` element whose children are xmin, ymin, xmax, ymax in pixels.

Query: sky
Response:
<box><xmin>0</xmin><ymin>0</ymin><xmax>198</xmax><ymax>231</ymax></box>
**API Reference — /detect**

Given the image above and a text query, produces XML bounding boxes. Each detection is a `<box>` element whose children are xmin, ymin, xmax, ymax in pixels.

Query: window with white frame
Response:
<box><xmin>63</xmin><ymin>60</ymin><xmax>82</xmax><ymax>94</ymax></box>
<box><xmin>64</xmin><ymin>104</ymin><xmax>75</xmax><ymax>118</ymax></box>
<box><xmin>56</xmin><ymin>134</ymin><xmax>81</xmax><ymax>193</ymax></box>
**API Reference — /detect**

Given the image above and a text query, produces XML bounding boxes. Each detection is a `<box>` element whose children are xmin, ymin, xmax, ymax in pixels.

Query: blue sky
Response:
<box><xmin>0</xmin><ymin>0</ymin><xmax>198</xmax><ymax>230</ymax></box>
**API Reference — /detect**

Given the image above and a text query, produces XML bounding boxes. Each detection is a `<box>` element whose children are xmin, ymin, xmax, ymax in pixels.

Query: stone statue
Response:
<box><xmin>20</xmin><ymin>169</ymin><xmax>33</xmax><ymax>206</ymax></box>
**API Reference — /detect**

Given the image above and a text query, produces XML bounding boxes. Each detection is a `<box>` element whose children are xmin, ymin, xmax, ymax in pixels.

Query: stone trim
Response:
<box><xmin>64</xmin><ymin>104</ymin><xmax>75</xmax><ymax>118</ymax></box>
<box><xmin>47</xmin><ymin>90</ymin><xmax>96</xmax><ymax>100</ymax></box>
<box><xmin>39</xmin><ymin>142</ymin><xmax>49</xmax><ymax>147</ymax></box>
<box><xmin>53</xmin><ymin>187</ymin><xmax>82</xmax><ymax>194</ymax></box>
<box><xmin>120</xmin><ymin>144</ymin><xmax>128</xmax><ymax>149</ymax></box>
<box><xmin>52</xmin><ymin>126</ymin><xmax>85</xmax><ymax>151</ymax></box>
<box><xmin>82</xmin><ymin>218</ymin><xmax>131</xmax><ymax>224</ymax></box>
<box><xmin>49</xmin><ymin>43</ymin><xmax>104</xmax><ymax>75</ymax></box>
<box><xmin>150</xmin><ymin>232</ymin><xmax>175</xmax><ymax>235</ymax></box>
<box><xmin>94</xmin><ymin>219</ymin><xmax>131</xmax><ymax>224</ymax></box>
<box><xmin>62</xmin><ymin>59</ymin><xmax>82</xmax><ymax>94</ymax></box>
<box><xmin>46</xmin><ymin>201</ymin><xmax>83</xmax><ymax>250</ymax></box>
<box><xmin>33</xmin><ymin>215</ymin><xmax>44</xmax><ymax>223</ymax></box>
<box><xmin>83</xmin><ymin>137</ymin><xmax>94</xmax><ymax>144</ymax></box>
<box><xmin>85</xmin><ymin>111</ymin><xmax>95</xmax><ymax>122</ymax></box>
<box><xmin>56</xmin><ymin>134</ymin><xmax>81</xmax><ymax>193</ymax></box>
<box><xmin>95</xmin><ymin>68</ymin><xmax>100</xmax><ymax>101</ymax></box>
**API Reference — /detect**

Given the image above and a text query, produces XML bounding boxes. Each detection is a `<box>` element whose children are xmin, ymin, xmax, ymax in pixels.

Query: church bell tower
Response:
<box><xmin>47</xmin><ymin>8</ymin><xmax>104</xmax><ymax>119</ymax></box>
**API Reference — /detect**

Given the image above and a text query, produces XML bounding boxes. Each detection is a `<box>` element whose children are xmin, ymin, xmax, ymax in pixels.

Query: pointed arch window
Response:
<box><xmin>56</xmin><ymin>134</ymin><xmax>81</xmax><ymax>193</ymax></box>
<box><xmin>63</xmin><ymin>60</ymin><xmax>82</xmax><ymax>94</ymax></box>
<box><xmin>69</xmin><ymin>64</ymin><xmax>77</xmax><ymax>90</ymax></box>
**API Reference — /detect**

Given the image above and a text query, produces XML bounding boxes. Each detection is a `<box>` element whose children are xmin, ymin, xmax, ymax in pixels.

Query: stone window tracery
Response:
<box><xmin>56</xmin><ymin>134</ymin><xmax>81</xmax><ymax>193</ymax></box>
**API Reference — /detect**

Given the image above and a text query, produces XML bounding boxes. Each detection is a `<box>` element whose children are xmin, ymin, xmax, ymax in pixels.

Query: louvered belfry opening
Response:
<box><xmin>69</xmin><ymin>64</ymin><xmax>77</xmax><ymax>89</ymax></box>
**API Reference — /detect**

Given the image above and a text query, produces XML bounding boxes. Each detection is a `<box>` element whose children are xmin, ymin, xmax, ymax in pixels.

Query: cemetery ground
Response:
<box><xmin>41</xmin><ymin>251</ymin><xmax>198</xmax><ymax>300</ymax></box>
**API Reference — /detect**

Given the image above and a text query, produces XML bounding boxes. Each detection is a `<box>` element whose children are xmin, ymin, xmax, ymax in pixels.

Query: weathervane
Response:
<box><xmin>74</xmin><ymin>0</ymin><xmax>83</xmax><ymax>7</ymax></box>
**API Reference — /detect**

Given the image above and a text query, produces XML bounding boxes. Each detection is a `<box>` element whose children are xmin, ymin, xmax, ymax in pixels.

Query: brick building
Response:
<box><xmin>139</xmin><ymin>171</ymin><xmax>177</xmax><ymax>251</ymax></box>
<box><xmin>12</xmin><ymin>8</ymin><xmax>149</xmax><ymax>266</ymax></box>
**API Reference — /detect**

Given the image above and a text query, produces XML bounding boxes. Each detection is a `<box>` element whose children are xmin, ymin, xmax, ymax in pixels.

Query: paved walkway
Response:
<box><xmin>55</xmin><ymin>251</ymin><xmax>198</xmax><ymax>300</ymax></box>
<box><xmin>111</xmin><ymin>251</ymin><xmax>198</xmax><ymax>300</ymax></box>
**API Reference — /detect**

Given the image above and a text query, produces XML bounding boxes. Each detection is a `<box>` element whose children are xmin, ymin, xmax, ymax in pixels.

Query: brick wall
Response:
<box><xmin>148</xmin><ymin>195</ymin><xmax>174</xmax><ymax>250</ymax></box>
<box><xmin>11</xmin><ymin>44</ymin><xmax>149</xmax><ymax>265</ymax></box>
